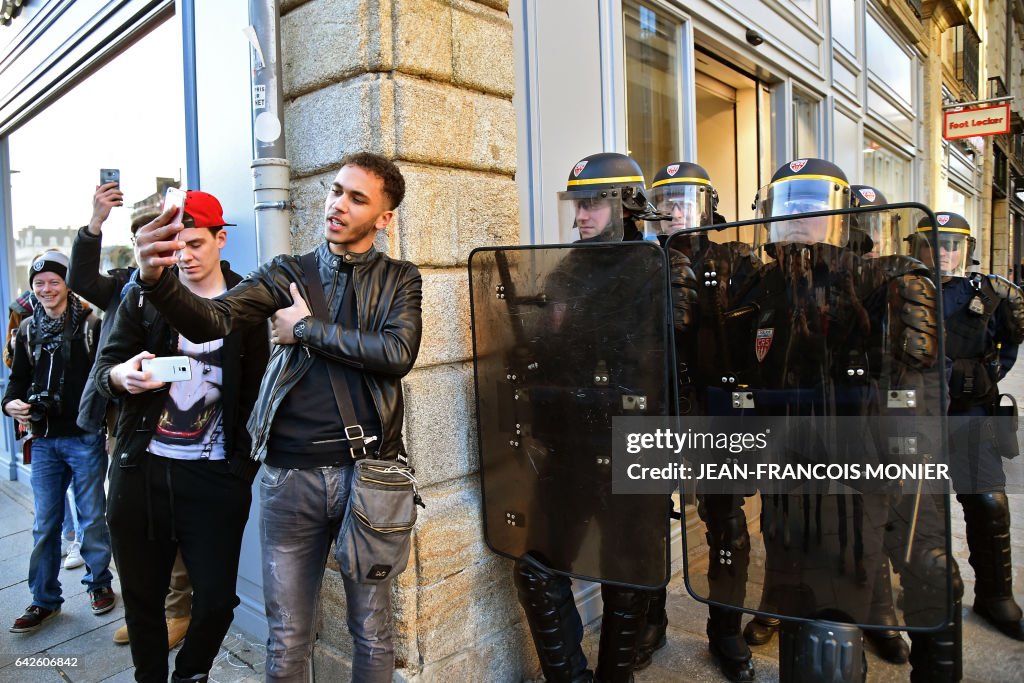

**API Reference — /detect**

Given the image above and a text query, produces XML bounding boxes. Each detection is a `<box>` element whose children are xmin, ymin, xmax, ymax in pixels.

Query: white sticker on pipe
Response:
<box><xmin>255</xmin><ymin>111</ymin><xmax>282</xmax><ymax>143</ymax></box>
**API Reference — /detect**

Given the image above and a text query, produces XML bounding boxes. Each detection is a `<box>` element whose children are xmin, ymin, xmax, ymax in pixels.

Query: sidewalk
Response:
<box><xmin>0</xmin><ymin>480</ymin><xmax>265</xmax><ymax>683</ymax></box>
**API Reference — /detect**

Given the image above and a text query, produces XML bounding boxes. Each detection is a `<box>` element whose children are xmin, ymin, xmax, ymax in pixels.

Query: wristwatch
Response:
<box><xmin>293</xmin><ymin>317</ymin><xmax>310</xmax><ymax>342</ymax></box>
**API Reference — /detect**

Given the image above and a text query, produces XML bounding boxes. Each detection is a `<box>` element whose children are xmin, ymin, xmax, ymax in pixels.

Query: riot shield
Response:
<box><xmin>667</xmin><ymin>204</ymin><xmax>955</xmax><ymax>631</ymax></box>
<box><xmin>469</xmin><ymin>241</ymin><xmax>673</xmax><ymax>588</ymax></box>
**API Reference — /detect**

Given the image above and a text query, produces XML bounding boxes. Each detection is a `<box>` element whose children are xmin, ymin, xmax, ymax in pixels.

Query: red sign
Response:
<box><xmin>944</xmin><ymin>103</ymin><xmax>1011</xmax><ymax>140</ymax></box>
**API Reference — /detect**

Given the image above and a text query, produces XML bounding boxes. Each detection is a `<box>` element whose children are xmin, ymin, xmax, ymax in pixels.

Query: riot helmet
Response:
<box><xmin>754</xmin><ymin>158</ymin><xmax>851</xmax><ymax>247</ymax></box>
<box><xmin>557</xmin><ymin>152</ymin><xmax>648</xmax><ymax>243</ymax></box>
<box><xmin>849</xmin><ymin>184</ymin><xmax>893</xmax><ymax>258</ymax></box>
<box><xmin>915</xmin><ymin>211</ymin><xmax>974</xmax><ymax>278</ymax></box>
<box><xmin>645</xmin><ymin>161</ymin><xmax>716</xmax><ymax>238</ymax></box>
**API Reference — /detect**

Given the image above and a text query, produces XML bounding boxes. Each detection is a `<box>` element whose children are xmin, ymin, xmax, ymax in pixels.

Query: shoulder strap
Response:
<box><xmin>298</xmin><ymin>251</ymin><xmax>371</xmax><ymax>459</ymax></box>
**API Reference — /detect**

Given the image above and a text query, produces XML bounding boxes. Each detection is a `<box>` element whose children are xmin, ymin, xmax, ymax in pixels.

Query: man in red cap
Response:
<box><xmin>92</xmin><ymin>190</ymin><xmax>269</xmax><ymax>683</ymax></box>
<box><xmin>68</xmin><ymin>181</ymin><xmax>194</xmax><ymax>651</ymax></box>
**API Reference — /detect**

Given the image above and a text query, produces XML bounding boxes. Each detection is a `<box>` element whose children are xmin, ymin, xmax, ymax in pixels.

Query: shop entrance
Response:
<box><xmin>694</xmin><ymin>51</ymin><xmax>770</xmax><ymax>224</ymax></box>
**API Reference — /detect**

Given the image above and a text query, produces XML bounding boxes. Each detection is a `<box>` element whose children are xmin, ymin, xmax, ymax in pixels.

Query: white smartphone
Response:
<box><xmin>164</xmin><ymin>187</ymin><xmax>187</xmax><ymax>225</ymax></box>
<box><xmin>142</xmin><ymin>356</ymin><xmax>193</xmax><ymax>383</ymax></box>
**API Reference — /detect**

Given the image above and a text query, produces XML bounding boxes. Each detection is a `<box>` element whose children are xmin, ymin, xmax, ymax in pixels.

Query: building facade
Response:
<box><xmin>0</xmin><ymin>0</ymin><xmax>1022</xmax><ymax>680</ymax></box>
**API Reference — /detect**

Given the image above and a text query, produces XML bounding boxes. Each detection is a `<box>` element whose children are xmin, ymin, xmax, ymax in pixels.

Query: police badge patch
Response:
<box><xmin>666</xmin><ymin>164</ymin><xmax>679</xmax><ymax>176</ymax></box>
<box><xmin>573</xmin><ymin>160</ymin><xmax>588</xmax><ymax>177</ymax></box>
<box><xmin>859</xmin><ymin>188</ymin><xmax>876</xmax><ymax>203</ymax></box>
<box><xmin>755</xmin><ymin>328</ymin><xmax>774</xmax><ymax>362</ymax></box>
<box><xmin>789</xmin><ymin>159</ymin><xmax>807</xmax><ymax>173</ymax></box>
<box><xmin>937</xmin><ymin>214</ymin><xmax>950</xmax><ymax>225</ymax></box>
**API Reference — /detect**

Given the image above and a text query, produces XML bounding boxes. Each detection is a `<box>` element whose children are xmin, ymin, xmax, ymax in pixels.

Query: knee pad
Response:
<box><xmin>959</xmin><ymin>490</ymin><xmax>1010</xmax><ymax>530</ymax></box>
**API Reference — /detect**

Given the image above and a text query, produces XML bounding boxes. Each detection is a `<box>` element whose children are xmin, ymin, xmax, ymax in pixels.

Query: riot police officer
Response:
<box><xmin>648</xmin><ymin>161</ymin><xmax>757</xmax><ymax>682</ymax></box>
<box><xmin>921</xmin><ymin>211</ymin><xmax>1024</xmax><ymax>642</ymax></box>
<box><xmin>511</xmin><ymin>151</ymin><xmax>694</xmax><ymax>683</ymax></box>
<box><xmin>693</xmin><ymin>159</ymin><xmax>960</xmax><ymax>682</ymax></box>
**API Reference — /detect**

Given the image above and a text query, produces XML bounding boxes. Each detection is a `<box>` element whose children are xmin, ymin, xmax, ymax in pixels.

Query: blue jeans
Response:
<box><xmin>260</xmin><ymin>464</ymin><xmax>394</xmax><ymax>682</ymax></box>
<box><xmin>62</xmin><ymin>487</ymin><xmax>80</xmax><ymax>541</ymax></box>
<box><xmin>28</xmin><ymin>433</ymin><xmax>113</xmax><ymax>609</ymax></box>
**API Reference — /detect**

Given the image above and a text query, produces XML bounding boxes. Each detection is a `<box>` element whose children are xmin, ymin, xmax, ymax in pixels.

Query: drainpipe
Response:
<box><xmin>247</xmin><ymin>0</ymin><xmax>291</xmax><ymax>263</ymax></box>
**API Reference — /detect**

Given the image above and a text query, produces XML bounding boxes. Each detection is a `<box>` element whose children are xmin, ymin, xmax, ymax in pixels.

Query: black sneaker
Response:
<box><xmin>10</xmin><ymin>605</ymin><xmax>60</xmax><ymax>633</ymax></box>
<box><xmin>90</xmin><ymin>587</ymin><xmax>116</xmax><ymax>615</ymax></box>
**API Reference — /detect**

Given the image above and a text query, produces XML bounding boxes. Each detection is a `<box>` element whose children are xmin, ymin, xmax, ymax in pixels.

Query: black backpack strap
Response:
<box><xmin>297</xmin><ymin>251</ymin><xmax>372</xmax><ymax>459</ymax></box>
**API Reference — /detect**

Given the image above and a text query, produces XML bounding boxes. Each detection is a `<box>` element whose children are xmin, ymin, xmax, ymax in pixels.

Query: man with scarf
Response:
<box><xmin>2</xmin><ymin>250</ymin><xmax>116</xmax><ymax>633</ymax></box>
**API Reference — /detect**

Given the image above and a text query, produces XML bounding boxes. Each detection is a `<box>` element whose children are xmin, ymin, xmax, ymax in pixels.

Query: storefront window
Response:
<box><xmin>7</xmin><ymin>19</ymin><xmax>185</xmax><ymax>296</ymax></box>
<box><xmin>793</xmin><ymin>90</ymin><xmax>819</xmax><ymax>159</ymax></box>
<box><xmin>863</xmin><ymin>137</ymin><xmax>909</xmax><ymax>201</ymax></box>
<box><xmin>866</xmin><ymin>13</ymin><xmax>912</xmax><ymax>106</ymax></box>
<box><xmin>833</xmin><ymin>110</ymin><xmax>859</xmax><ymax>179</ymax></box>
<box><xmin>624</xmin><ymin>0</ymin><xmax>680</xmax><ymax>182</ymax></box>
<box><xmin>830</xmin><ymin>0</ymin><xmax>856</xmax><ymax>53</ymax></box>
<box><xmin>944</xmin><ymin>184</ymin><xmax>974</xmax><ymax>224</ymax></box>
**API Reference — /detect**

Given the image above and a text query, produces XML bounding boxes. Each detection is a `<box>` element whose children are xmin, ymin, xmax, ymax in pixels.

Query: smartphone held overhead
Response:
<box><xmin>100</xmin><ymin>168</ymin><xmax>120</xmax><ymax>186</ymax></box>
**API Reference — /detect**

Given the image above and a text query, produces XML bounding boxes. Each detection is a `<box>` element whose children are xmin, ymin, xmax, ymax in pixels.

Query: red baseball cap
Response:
<box><xmin>182</xmin><ymin>190</ymin><xmax>235</xmax><ymax>229</ymax></box>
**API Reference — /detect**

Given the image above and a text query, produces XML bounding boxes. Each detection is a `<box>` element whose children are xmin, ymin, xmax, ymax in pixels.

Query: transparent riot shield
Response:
<box><xmin>470</xmin><ymin>241</ymin><xmax>673</xmax><ymax>588</ymax></box>
<box><xmin>666</xmin><ymin>205</ymin><xmax>955</xmax><ymax>631</ymax></box>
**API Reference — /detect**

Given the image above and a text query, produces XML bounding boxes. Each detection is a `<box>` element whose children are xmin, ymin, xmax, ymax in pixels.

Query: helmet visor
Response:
<box><xmin>646</xmin><ymin>184</ymin><xmax>713</xmax><ymax>236</ymax></box>
<box><xmin>926</xmin><ymin>230</ymin><xmax>970</xmax><ymax>277</ymax></box>
<box><xmin>557</xmin><ymin>189</ymin><xmax>625</xmax><ymax>243</ymax></box>
<box><xmin>850</xmin><ymin>211</ymin><xmax>893</xmax><ymax>259</ymax></box>
<box><xmin>755</xmin><ymin>177</ymin><xmax>849</xmax><ymax>247</ymax></box>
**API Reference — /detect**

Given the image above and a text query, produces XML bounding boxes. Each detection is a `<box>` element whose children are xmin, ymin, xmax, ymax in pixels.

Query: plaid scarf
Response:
<box><xmin>30</xmin><ymin>292</ymin><xmax>85</xmax><ymax>354</ymax></box>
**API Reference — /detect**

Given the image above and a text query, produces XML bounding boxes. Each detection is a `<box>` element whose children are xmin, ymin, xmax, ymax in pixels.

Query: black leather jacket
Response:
<box><xmin>134</xmin><ymin>243</ymin><xmax>423</xmax><ymax>462</ymax></box>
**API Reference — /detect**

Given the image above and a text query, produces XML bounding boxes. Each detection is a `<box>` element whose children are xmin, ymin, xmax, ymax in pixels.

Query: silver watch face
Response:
<box><xmin>295</xmin><ymin>320</ymin><xmax>307</xmax><ymax>339</ymax></box>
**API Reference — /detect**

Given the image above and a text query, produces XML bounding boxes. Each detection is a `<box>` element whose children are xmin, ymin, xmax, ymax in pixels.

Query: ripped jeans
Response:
<box><xmin>260</xmin><ymin>464</ymin><xmax>394</xmax><ymax>682</ymax></box>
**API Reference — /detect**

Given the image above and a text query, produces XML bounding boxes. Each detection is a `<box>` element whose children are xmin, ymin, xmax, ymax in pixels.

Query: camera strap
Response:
<box><xmin>297</xmin><ymin>251</ymin><xmax>370</xmax><ymax>460</ymax></box>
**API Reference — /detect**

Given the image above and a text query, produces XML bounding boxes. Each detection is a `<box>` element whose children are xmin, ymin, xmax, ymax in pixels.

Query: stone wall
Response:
<box><xmin>279</xmin><ymin>0</ymin><xmax>531</xmax><ymax>679</ymax></box>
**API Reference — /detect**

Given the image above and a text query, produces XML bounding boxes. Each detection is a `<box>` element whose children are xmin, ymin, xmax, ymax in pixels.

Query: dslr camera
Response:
<box><xmin>26</xmin><ymin>390</ymin><xmax>61</xmax><ymax>435</ymax></box>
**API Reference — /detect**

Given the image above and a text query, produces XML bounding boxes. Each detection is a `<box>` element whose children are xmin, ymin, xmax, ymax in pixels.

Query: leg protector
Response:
<box><xmin>904</xmin><ymin>548</ymin><xmax>964</xmax><ymax>682</ymax></box>
<box><xmin>594</xmin><ymin>584</ymin><xmax>646</xmax><ymax>683</ymax></box>
<box><xmin>863</xmin><ymin>558</ymin><xmax>909</xmax><ymax>664</ymax></box>
<box><xmin>514</xmin><ymin>554</ymin><xmax>591</xmax><ymax>683</ymax></box>
<box><xmin>957</xmin><ymin>491</ymin><xmax>1024</xmax><ymax>638</ymax></box>
<box><xmin>632</xmin><ymin>587</ymin><xmax>667</xmax><ymax>671</ymax></box>
<box><xmin>707</xmin><ymin>606</ymin><xmax>754</xmax><ymax>683</ymax></box>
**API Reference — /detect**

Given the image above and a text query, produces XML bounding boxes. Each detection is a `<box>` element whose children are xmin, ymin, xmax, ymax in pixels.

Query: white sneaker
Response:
<box><xmin>63</xmin><ymin>541</ymin><xmax>84</xmax><ymax>570</ymax></box>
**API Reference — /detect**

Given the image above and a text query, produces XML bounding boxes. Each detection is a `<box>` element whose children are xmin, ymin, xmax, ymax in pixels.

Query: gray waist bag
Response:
<box><xmin>335</xmin><ymin>459</ymin><xmax>422</xmax><ymax>583</ymax></box>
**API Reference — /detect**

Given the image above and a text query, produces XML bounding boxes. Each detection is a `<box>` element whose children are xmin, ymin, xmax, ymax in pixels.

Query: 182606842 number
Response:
<box><xmin>15</xmin><ymin>656</ymin><xmax>79</xmax><ymax>667</ymax></box>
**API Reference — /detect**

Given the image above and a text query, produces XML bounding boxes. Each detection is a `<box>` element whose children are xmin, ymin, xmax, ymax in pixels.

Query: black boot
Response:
<box><xmin>863</xmin><ymin>559</ymin><xmax>909</xmax><ymax>664</ymax></box>
<box><xmin>908</xmin><ymin>602</ymin><xmax>961</xmax><ymax>683</ymax></box>
<box><xmin>170</xmin><ymin>674</ymin><xmax>208</xmax><ymax>683</ymax></box>
<box><xmin>594</xmin><ymin>585</ymin><xmax>646</xmax><ymax>683</ymax></box>
<box><xmin>959</xmin><ymin>491</ymin><xmax>1024</xmax><ymax>640</ymax></box>
<box><xmin>632</xmin><ymin>588</ymin><xmax>667</xmax><ymax>671</ymax></box>
<box><xmin>514</xmin><ymin>555</ymin><xmax>591</xmax><ymax>682</ymax></box>
<box><xmin>707</xmin><ymin>606</ymin><xmax>755</xmax><ymax>682</ymax></box>
<box><xmin>743</xmin><ymin>614</ymin><xmax>779</xmax><ymax>645</ymax></box>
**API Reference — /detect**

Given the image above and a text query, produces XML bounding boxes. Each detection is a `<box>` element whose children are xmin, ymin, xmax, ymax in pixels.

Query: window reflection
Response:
<box><xmin>863</xmin><ymin>137</ymin><xmax>909</xmax><ymax>201</ymax></box>
<box><xmin>624</xmin><ymin>0</ymin><xmax>679</xmax><ymax>183</ymax></box>
<box><xmin>7</xmin><ymin>19</ymin><xmax>185</xmax><ymax>298</ymax></box>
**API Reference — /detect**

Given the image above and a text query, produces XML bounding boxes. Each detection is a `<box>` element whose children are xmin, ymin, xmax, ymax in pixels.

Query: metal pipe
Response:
<box><xmin>248</xmin><ymin>0</ymin><xmax>291</xmax><ymax>263</ymax></box>
<box><xmin>941</xmin><ymin>95</ymin><xmax>1014</xmax><ymax>110</ymax></box>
